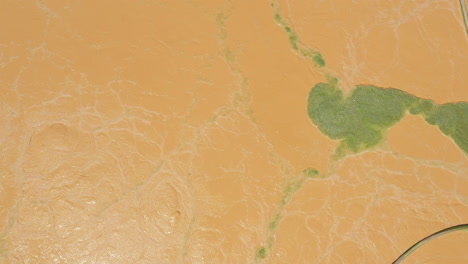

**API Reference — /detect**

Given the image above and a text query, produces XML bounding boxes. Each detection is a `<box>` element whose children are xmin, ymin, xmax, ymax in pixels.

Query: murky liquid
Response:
<box><xmin>1</xmin><ymin>0</ymin><xmax>467</xmax><ymax>263</ymax></box>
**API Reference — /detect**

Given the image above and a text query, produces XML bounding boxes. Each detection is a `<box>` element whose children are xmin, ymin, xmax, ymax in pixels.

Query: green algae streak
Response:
<box><xmin>272</xmin><ymin>3</ymin><xmax>326</xmax><ymax>67</ymax></box>
<box><xmin>307</xmin><ymin>82</ymin><xmax>468</xmax><ymax>157</ymax></box>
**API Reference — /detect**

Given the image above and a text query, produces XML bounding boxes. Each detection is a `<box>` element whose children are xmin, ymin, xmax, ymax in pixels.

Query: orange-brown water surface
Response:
<box><xmin>1</xmin><ymin>0</ymin><xmax>467</xmax><ymax>263</ymax></box>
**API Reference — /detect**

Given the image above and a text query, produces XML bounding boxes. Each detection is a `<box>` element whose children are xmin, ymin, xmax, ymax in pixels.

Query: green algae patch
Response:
<box><xmin>283</xmin><ymin>25</ymin><xmax>299</xmax><ymax>50</ymax></box>
<box><xmin>312</xmin><ymin>53</ymin><xmax>325</xmax><ymax>67</ymax></box>
<box><xmin>307</xmin><ymin>82</ymin><xmax>468</xmax><ymax>156</ymax></box>
<box><xmin>300</xmin><ymin>49</ymin><xmax>326</xmax><ymax>67</ymax></box>
<box><xmin>424</xmin><ymin>102</ymin><xmax>468</xmax><ymax>154</ymax></box>
<box><xmin>307</xmin><ymin>83</ymin><xmax>417</xmax><ymax>156</ymax></box>
<box><xmin>303</xmin><ymin>168</ymin><xmax>319</xmax><ymax>178</ymax></box>
<box><xmin>256</xmin><ymin>247</ymin><xmax>267</xmax><ymax>259</ymax></box>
